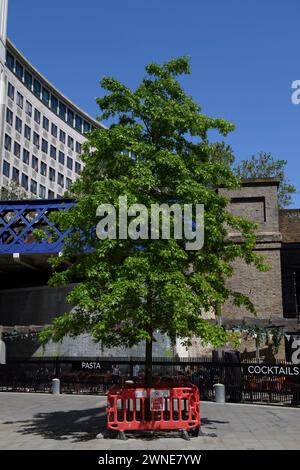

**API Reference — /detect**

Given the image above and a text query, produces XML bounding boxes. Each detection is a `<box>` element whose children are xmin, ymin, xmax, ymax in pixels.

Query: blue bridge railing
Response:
<box><xmin>0</xmin><ymin>199</ymin><xmax>73</xmax><ymax>254</ymax></box>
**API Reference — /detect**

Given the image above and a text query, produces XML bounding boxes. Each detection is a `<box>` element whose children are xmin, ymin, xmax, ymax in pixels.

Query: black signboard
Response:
<box><xmin>243</xmin><ymin>364</ymin><xmax>300</xmax><ymax>377</ymax></box>
<box><xmin>72</xmin><ymin>361</ymin><xmax>103</xmax><ymax>371</ymax></box>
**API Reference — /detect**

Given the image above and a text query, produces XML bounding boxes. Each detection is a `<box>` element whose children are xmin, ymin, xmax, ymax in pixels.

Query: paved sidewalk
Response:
<box><xmin>0</xmin><ymin>392</ymin><xmax>299</xmax><ymax>450</ymax></box>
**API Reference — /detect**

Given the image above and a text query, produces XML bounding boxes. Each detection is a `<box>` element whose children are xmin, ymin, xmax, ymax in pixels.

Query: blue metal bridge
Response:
<box><xmin>0</xmin><ymin>199</ymin><xmax>73</xmax><ymax>255</ymax></box>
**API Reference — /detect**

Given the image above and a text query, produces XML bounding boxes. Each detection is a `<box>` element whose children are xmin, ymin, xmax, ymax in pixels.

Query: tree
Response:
<box><xmin>39</xmin><ymin>57</ymin><xmax>267</xmax><ymax>386</ymax></box>
<box><xmin>234</xmin><ymin>152</ymin><xmax>297</xmax><ymax>208</ymax></box>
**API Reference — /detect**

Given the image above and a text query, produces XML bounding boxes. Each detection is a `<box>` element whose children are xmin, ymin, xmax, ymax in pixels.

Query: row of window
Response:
<box><xmin>6</xmin><ymin>50</ymin><xmax>95</xmax><ymax>135</ymax></box>
<box><xmin>4</xmin><ymin>134</ymin><xmax>81</xmax><ymax>175</ymax></box>
<box><xmin>7</xmin><ymin>85</ymin><xmax>83</xmax><ymax>153</ymax></box>
<box><xmin>3</xmin><ymin>160</ymin><xmax>73</xmax><ymax>193</ymax></box>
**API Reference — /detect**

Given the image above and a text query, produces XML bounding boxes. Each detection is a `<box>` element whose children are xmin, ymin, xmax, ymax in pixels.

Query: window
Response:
<box><xmin>6</xmin><ymin>108</ymin><xmax>13</xmax><ymax>126</ymax></box>
<box><xmin>66</xmin><ymin>177</ymin><xmax>72</xmax><ymax>189</ymax></box>
<box><xmin>30</xmin><ymin>179</ymin><xmax>37</xmax><ymax>195</ymax></box>
<box><xmin>23</xmin><ymin>149</ymin><xmax>30</xmax><ymax>164</ymax></box>
<box><xmin>75</xmin><ymin>115</ymin><xmax>82</xmax><ymax>132</ymax></box>
<box><xmin>83</xmin><ymin>121</ymin><xmax>91</xmax><ymax>134</ymax></box>
<box><xmin>16</xmin><ymin>92</ymin><xmax>23</xmax><ymax>109</ymax></box>
<box><xmin>49</xmin><ymin>167</ymin><xmax>55</xmax><ymax>182</ymax></box>
<box><xmin>51</xmin><ymin>123</ymin><xmax>57</xmax><ymax>138</ymax></box>
<box><xmin>59</xmin><ymin>102</ymin><xmax>66</xmax><ymax>120</ymax></box>
<box><xmin>40</xmin><ymin>161</ymin><xmax>47</xmax><ymax>176</ymax></box>
<box><xmin>34</xmin><ymin>109</ymin><xmax>41</xmax><ymax>124</ymax></box>
<box><xmin>42</xmin><ymin>87</ymin><xmax>50</xmax><ymax>105</ymax></box>
<box><xmin>12</xmin><ymin>167</ymin><xmax>19</xmax><ymax>183</ymax></box>
<box><xmin>76</xmin><ymin>141</ymin><xmax>82</xmax><ymax>154</ymax></box>
<box><xmin>50</xmin><ymin>145</ymin><xmax>56</xmax><ymax>159</ymax></box>
<box><xmin>4</xmin><ymin>134</ymin><xmax>11</xmax><ymax>151</ymax></box>
<box><xmin>3</xmin><ymin>160</ymin><xmax>10</xmax><ymax>178</ymax></box>
<box><xmin>25</xmin><ymin>101</ymin><xmax>32</xmax><ymax>117</ymax></box>
<box><xmin>21</xmin><ymin>173</ymin><xmax>28</xmax><ymax>190</ymax></box>
<box><xmin>6</xmin><ymin>51</ymin><xmax>14</xmax><ymax>70</ymax></box>
<box><xmin>39</xmin><ymin>185</ymin><xmax>46</xmax><ymax>199</ymax></box>
<box><xmin>43</xmin><ymin>116</ymin><xmax>49</xmax><ymax>131</ymax></box>
<box><xmin>24</xmin><ymin>125</ymin><xmax>31</xmax><ymax>141</ymax></box>
<box><xmin>75</xmin><ymin>161</ymin><xmax>82</xmax><ymax>174</ymax></box>
<box><xmin>7</xmin><ymin>82</ymin><xmax>14</xmax><ymax>100</ymax></box>
<box><xmin>15</xmin><ymin>116</ymin><xmax>22</xmax><ymax>134</ymax></box>
<box><xmin>24</xmin><ymin>70</ymin><xmax>33</xmax><ymax>89</ymax></box>
<box><xmin>33</xmin><ymin>79</ymin><xmax>41</xmax><ymax>98</ymax></box>
<box><xmin>50</xmin><ymin>95</ymin><xmax>58</xmax><ymax>113</ymax></box>
<box><xmin>59</xmin><ymin>129</ymin><xmax>66</xmax><ymax>143</ymax></box>
<box><xmin>15</xmin><ymin>60</ymin><xmax>23</xmax><ymax>80</ymax></box>
<box><xmin>42</xmin><ymin>139</ymin><xmax>48</xmax><ymax>154</ymax></box>
<box><xmin>58</xmin><ymin>172</ymin><xmax>64</xmax><ymax>187</ymax></box>
<box><xmin>68</xmin><ymin>136</ymin><xmax>74</xmax><ymax>150</ymax></box>
<box><xmin>31</xmin><ymin>155</ymin><xmax>38</xmax><ymax>171</ymax></box>
<box><xmin>14</xmin><ymin>141</ymin><xmax>21</xmax><ymax>158</ymax></box>
<box><xmin>67</xmin><ymin>109</ymin><xmax>74</xmax><ymax>126</ymax></box>
<box><xmin>58</xmin><ymin>151</ymin><xmax>65</xmax><ymax>165</ymax></box>
<box><xmin>33</xmin><ymin>132</ymin><xmax>40</xmax><ymax>148</ymax></box>
<box><xmin>48</xmin><ymin>189</ymin><xmax>55</xmax><ymax>199</ymax></box>
<box><xmin>67</xmin><ymin>156</ymin><xmax>73</xmax><ymax>170</ymax></box>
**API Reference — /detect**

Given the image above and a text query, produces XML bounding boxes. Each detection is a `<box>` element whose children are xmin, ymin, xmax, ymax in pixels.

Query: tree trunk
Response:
<box><xmin>145</xmin><ymin>337</ymin><xmax>153</xmax><ymax>387</ymax></box>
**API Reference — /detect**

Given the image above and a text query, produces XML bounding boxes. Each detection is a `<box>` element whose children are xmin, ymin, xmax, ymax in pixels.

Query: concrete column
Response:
<box><xmin>0</xmin><ymin>1</ymin><xmax>8</xmax><ymax>197</ymax></box>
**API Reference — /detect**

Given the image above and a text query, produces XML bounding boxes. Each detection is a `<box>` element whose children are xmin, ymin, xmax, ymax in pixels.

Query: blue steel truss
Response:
<box><xmin>0</xmin><ymin>199</ymin><xmax>74</xmax><ymax>254</ymax></box>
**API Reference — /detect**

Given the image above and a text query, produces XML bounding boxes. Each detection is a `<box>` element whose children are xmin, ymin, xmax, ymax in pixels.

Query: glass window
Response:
<box><xmin>39</xmin><ymin>184</ymin><xmax>46</xmax><ymax>199</ymax></box>
<box><xmin>34</xmin><ymin>109</ymin><xmax>41</xmax><ymax>124</ymax></box>
<box><xmin>59</xmin><ymin>129</ymin><xmax>66</xmax><ymax>143</ymax></box>
<box><xmin>15</xmin><ymin>60</ymin><xmax>23</xmax><ymax>80</ymax></box>
<box><xmin>40</xmin><ymin>161</ymin><xmax>47</xmax><ymax>176</ymax></box>
<box><xmin>58</xmin><ymin>172</ymin><xmax>64</xmax><ymax>187</ymax></box>
<box><xmin>6</xmin><ymin>51</ymin><xmax>14</xmax><ymax>70</ymax></box>
<box><xmin>83</xmin><ymin>121</ymin><xmax>91</xmax><ymax>134</ymax></box>
<box><xmin>51</xmin><ymin>123</ymin><xmax>57</xmax><ymax>138</ymax></box>
<box><xmin>12</xmin><ymin>167</ymin><xmax>19</xmax><ymax>183</ymax></box>
<box><xmin>25</xmin><ymin>101</ymin><xmax>32</xmax><ymax>117</ymax></box>
<box><xmin>42</xmin><ymin>139</ymin><xmax>48</xmax><ymax>154</ymax></box>
<box><xmin>33</xmin><ymin>79</ymin><xmax>41</xmax><ymax>98</ymax></box>
<box><xmin>58</xmin><ymin>151</ymin><xmax>65</xmax><ymax>165</ymax></box>
<box><xmin>43</xmin><ymin>116</ymin><xmax>49</xmax><ymax>131</ymax></box>
<box><xmin>50</xmin><ymin>95</ymin><xmax>58</xmax><ymax>113</ymax></box>
<box><xmin>24</xmin><ymin>125</ymin><xmax>31</xmax><ymax>141</ymax></box>
<box><xmin>31</xmin><ymin>155</ymin><xmax>38</xmax><ymax>171</ymax></box>
<box><xmin>14</xmin><ymin>141</ymin><xmax>21</xmax><ymax>158</ymax></box>
<box><xmin>67</xmin><ymin>109</ymin><xmax>74</xmax><ymax>126</ymax></box>
<box><xmin>75</xmin><ymin>161</ymin><xmax>82</xmax><ymax>174</ymax></box>
<box><xmin>75</xmin><ymin>115</ymin><xmax>82</xmax><ymax>132</ymax></box>
<box><xmin>30</xmin><ymin>179</ymin><xmax>37</xmax><ymax>194</ymax></box>
<box><xmin>16</xmin><ymin>92</ymin><xmax>23</xmax><ymax>109</ymax></box>
<box><xmin>7</xmin><ymin>82</ymin><xmax>15</xmax><ymax>100</ymax></box>
<box><xmin>15</xmin><ymin>116</ymin><xmax>22</xmax><ymax>133</ymax></box>
<box><xmin>68</xmin><ymin>136</ymin><xmax>74</xmax><ymax>150</ymax></box>
<box><xmin>6</xmin><ymin>108</ymin><xmax>13</xmax><ymax>126</ymax></box>
<box><xmin>4</xmin><ymin>134</ymin><xmax>11</xmax><ymax>151</ymax></box>
<box><xmin>67</xmin><ymin>156</ymin><xmax>73</xmax><ymax>170</ymax></box>
<box><xmin>33</xmin><ymin>132</ymin><xmax>40</xmax><ymax>148</ymax></box>
<box><xmin>59</xmin><ymin>102</ymin><xmax>66</xmax><ymax>120</ymax></box>
<box><xmin>21</xmin><ymin>173</ymin><xmax>28</xmax><ymax>190</ymax></box>
<box><xmin>23</xmin><ymin>149</ymin><xmax>30</xmax><ymax>164</ymax></box>
<box><xmin>76</xmin><ymin>141</ymin><xmax>82</xmax><ymax>154</ymax></box>
<box><xmin>48</xmin><ymin>189</ymin><xmax>55</xmax><ymax>199</ymax></box>
<box><xmin>66</xmin><ymin>177</ymin><xmax>72</xmax><ymax>189</ymax></box>
<box><xmin>50</xmin><ymin>145</ymin><xmax>56</xmax><ymax>159</ymax></box>
<box><xmin>24</xmin><ymin>70</ymin><xmax>33</xmax><ymax>89</ymax></box>
<box><xmin>49</xmin><ymin>167</ymin><xmax>55</xmax><ymax>182</ymax></box>
<box><xmin>3</xmin><ymin>160</ymin><xmax>10</xmax><ymax>178</ymax></box>
<box><xmin>42</xmin><ymin>87</ymin><xmax>50</xmax><ymax>105</ymax></box>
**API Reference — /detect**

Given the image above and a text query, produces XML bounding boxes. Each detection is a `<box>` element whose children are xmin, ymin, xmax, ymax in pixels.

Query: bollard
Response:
<box><xmin>52</xmin><ymin>378</ymin><xmax>60</xmax><ymax>395</ymax></box>
<box><xmin>214</xmin><ymin>383</ymin><xmax>225</xmax><ymax>403</ymax></box>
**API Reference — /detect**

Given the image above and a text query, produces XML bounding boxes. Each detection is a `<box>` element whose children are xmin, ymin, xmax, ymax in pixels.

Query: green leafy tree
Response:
<box><xmin>234</xmin><ymin>152</ymin><xmax>296</xmax><ymax>208</ymax></box>
<box><xmin>39</xmin><ymin>57</ymin><xmax>267</xmax><ymax>386</ymax></box>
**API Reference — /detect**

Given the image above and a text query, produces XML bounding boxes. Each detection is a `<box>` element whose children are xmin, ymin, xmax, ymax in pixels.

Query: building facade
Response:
<box><xmin>0</xmin><ymin>0</ymin><xmax>102</xmax><ymax>200</ymax></box>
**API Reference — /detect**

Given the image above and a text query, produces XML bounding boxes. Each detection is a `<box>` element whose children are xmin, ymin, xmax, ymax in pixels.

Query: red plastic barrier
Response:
<box><xmin>106</xmin><ymin>381</ymin><xmax>200</xmax><ymax>432</ymax></box>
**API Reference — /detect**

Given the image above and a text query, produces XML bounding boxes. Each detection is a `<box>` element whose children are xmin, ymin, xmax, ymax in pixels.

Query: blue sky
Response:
<box><xmin>7</xmin><ymin>0</ymin><xmax>300</xmax><ymax>205</ymax></box>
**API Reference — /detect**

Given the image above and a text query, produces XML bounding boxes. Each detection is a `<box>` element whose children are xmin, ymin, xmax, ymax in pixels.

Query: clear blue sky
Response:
<box><xmin>7</xmin><ymin>0</ymin><xmax>300</xmax><ymax>205</ymax></box>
